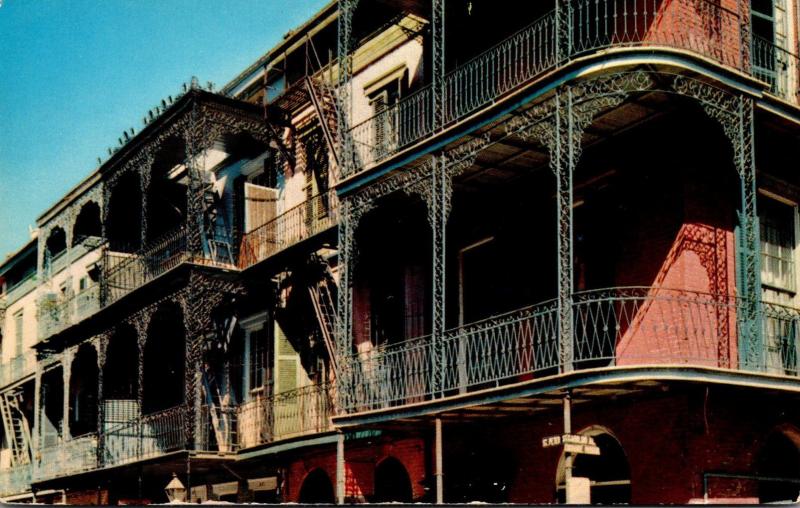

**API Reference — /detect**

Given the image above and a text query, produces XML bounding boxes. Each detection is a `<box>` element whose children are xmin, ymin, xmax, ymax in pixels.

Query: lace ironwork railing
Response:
<box><xmin>340</xmin><ymin>287</ymin><xmax>800</xmax><ymax>413</ymax></box>
<box><xmin>102</xmin><ymin>405</ymin><xmax>186</xmax><ymax>468</ymax></box>
<box><xmin>0</xmin><ymin>464</ymin><xmax>31</xmax><ymax>497</ymax></box>
<box><xmin>33</xmin><ymin>433</ymin><xmax>98</xmax><ymax>481</ymax></box>
<box><xmin>236</xmin><ymin>382</ymin><xmax>333</xmax><ymax>450</ymax></box>
<box><xmin>238</xmin><ymin>190</ymin><xmax>339</xmax><ymax>269</ymax></box>
<box><xmin>37</xmin><ymin>283</ymin><xmax>101</xmax><ymax>341</ymax></box>
<box><xmin>343</xmin><ymin>0</ymin><xmax>789</xmax><ymax>176</ymax></box>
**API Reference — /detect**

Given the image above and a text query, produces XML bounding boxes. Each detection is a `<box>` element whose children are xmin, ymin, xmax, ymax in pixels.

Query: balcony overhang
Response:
<box><xmin>332</xmin><ymin>365</ymin><xmax>800</xmax><ymax>428</ymax></box>
<box><xmin>338</xmin><ymin>46</ymin><xmax>777</xmax><ymax>196</ymax></box>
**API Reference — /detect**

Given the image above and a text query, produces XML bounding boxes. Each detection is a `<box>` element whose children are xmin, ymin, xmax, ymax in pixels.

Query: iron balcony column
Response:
<box><xmin>337</xmin><ymin>0</ymin><xmax>359</xmax><ymax>178</ymax></box>
<box><xmin>432</xmin><ymin>0</ymin><xmax>446</xmax><ymax>129</ymax></box>
<box><xmin>556</xmin><ymin>91</ymin><xmax>575</xmax><ymax>373</ymax></box>
<box><xmin>430</xmin><ymin>155</ymin><xmax>450</xmax><ymax>397</ymax></box>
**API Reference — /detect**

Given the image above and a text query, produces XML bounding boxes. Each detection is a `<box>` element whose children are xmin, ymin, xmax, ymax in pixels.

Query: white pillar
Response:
<box><xmin>336</xmin><ymin>432</ymin><xmax>345</xmax><ymax>504</ymax></box>
<box><xmin>435</xmin><ymin>418</ymin><xmax>443</xmax><ymax>504</ymax></box>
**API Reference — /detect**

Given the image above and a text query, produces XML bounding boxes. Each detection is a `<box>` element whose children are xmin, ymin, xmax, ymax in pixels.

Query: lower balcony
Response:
<box><xmin>339</xmin><ymin>287</ymin><xmax>800</xmax><ymax>414</ymax></box>
<box><xmin>236</xmin><ymin>382</ymin><xmax>334</xmax><ymax>450</ymax></box>
<box><xmin>37</xmin><ymin>284</ymin><xmax>101</xmax><ymax>341</ymax></box>
<box><xmin>32</xmin><ymin>404</ymin><xmax>235</xmax><ymax>483</ymax></box>
<box><xmin>0</xmin><ymin>351</ymin><xmax>37</xmax><ymax>388</ymax></box>
<box><xmin>0</xmin><ymin>464</ymin><xmax>32</xmax><ymax>498</ymax></box>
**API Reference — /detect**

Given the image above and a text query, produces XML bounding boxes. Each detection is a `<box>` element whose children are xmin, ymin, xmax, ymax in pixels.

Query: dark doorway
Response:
<box><xmin>758</xmin><ymin>431</ymin><xmax>800</xmax><ymax>503</ymax></box>
<box><xmin>374</xmin><ymin>457</ymin><xmax>413</xmax><ymax>502</ymax></box>
<box><xmin>298</xmin><ymin>468</ymin><xmax>335</xmax><ymax>503</ymax></box>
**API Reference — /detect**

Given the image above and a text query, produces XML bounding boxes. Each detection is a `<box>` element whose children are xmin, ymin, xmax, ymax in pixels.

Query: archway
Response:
<box><xmin>298</xmin><ymin>468</ymin><xmax>335</xmax><ymax>503</ymax></box>
<box><xmin>72</xmin><ymin>201</ymin><xmax>102</xmax><ymax>246</ymax></box>
<box><xmin>556</xmin><ymin>428</ymin><xmax>631</xmax><ymax>504</ymax></box>
<box><xmin>142</xmin><ymin>303</ymin><xmax>185</xmax><ymax>415</ymax></box>
<box><xmin>45</xmin><ymin>226</ymin><xmax>67</xmax><ymax>264</ymax></box>
<box><xmin>758</xmin><ymin>428</ymin><xmax>800</xmax><ymax>503</ymax></box>
<box><xmin>374</xmin><ymin>456</ymin><xmax>413</xmax><ymax>502</ymax></box>
<box><xmin>69</xmin><ymin>344</ymin><xmax>99</xmax><ymax>437</ymax></box>
<box><xmin>146</xmin><ymin>139</ymin><xmax>187</xmax><ymax>244</ymax></box>
<box><xmin>103</xmin><ymin>325</ymin><xmax>139</xmax><ymax>424</ymax></box>
<box><xmin>107</xmin><ymin>172</ymin><xmax>142</xmax><ymax>252</ymax></box>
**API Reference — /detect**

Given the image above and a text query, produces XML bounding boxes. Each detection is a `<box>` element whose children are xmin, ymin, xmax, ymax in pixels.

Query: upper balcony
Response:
<box><xmin>343</xmin><ymin>0</ymin><xmax>799</xmax><ymax>179</ymax></box>
<box><xmin>238</xmin><ymin>189</ymin><xmax>339</xmax><ymax>270</ymax></box>
<box><xmin>338</xmin><ymin>286</ymin><xmax>800</xmax><ymax>415</ymax></box>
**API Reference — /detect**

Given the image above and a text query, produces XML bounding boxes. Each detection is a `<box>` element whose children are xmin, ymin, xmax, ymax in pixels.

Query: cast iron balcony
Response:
<box><xmin>238</xmin><ymin>189</ymin><xmax>339</xmax><ymax>270</ymax></box>
<box><xmin>338</xmin><ymin>287</ymin><xmax>800</xmax><ymax>414</ymax></box>
<box><xmin>236</xmin><ymin>382</ymin><xmax>334</xmax><ymax>450</ymax></box>
<box><xmin>345</xmin><ymin>0</ymin><xmax>800</xmax><ymax>178</ymax></box>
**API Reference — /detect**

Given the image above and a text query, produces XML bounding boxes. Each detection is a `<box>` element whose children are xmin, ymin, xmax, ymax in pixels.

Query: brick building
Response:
<box><xmin>1</xmin><ymin>0</ymin><xmax>800</xmax><ymax>504</ymax></box>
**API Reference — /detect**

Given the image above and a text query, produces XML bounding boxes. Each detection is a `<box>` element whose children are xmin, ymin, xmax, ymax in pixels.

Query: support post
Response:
<box><xmin>430</xmin><ymin>156</ymin><xmax>449</xmax><ymax>396</ymax></box>
<box><xmin>336</xmin><ymin>432</ymin><xmax>345</xmax><ymax>504</ymax></box>
<box><xmin>435</xmin><ymin>417</ymin><xmax>443</xmax><ymax>504</ymax></box>
<box><xmin>33</xmin><ymin>366</ymin><xmax>42</xmax><ymax>459</ymax></box>
<box><xmin>62</xmin><ymin>350</ymin><xmax>73</xmax><ymax>441</ymax></box>
<box><xmin>555</xmin><ymin>92</ymin><xmax>575</xmax><ymax>372</ymax></box>
<box><xmin>336</xmin><ymin>0</ymin><xmax>360</xmax><ymax>177</ymax></box>
<box><xmin>736</xmin><ymin>96</ymin><xmax>762</xmax><ymax>370</ymax></box>
<box><xmin>562</xmin><ymin>391</ymin><xmax>573</xmax><ymax>483</ymax></box>
<box><xmin>432</xmin><ymin>0</ymin><xmax>446</xmax><ymax>129</ymax></box>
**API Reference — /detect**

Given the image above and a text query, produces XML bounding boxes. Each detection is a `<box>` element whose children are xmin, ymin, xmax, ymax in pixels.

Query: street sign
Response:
<box><xmin>542</xmin><ymin>434</ymin><xmax>600</xmax><ymax>455</ymax></box>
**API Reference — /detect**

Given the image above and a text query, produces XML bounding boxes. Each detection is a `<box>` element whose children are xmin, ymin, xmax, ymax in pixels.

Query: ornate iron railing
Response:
<box><xmin>102</xmin><ymin>405</ymin><xmax>185</xmax><ymax>468</ymax></box>
<box><xmin>103</xmin><ymin>228</ymin><xmax>191</xmax><ymax>305</ymax></box>
<box><xmin>0</xmin><ymin>350</ymin><xmax>37</xmax><ymax>388</ymax></box>
<box><xmin>238</xmin><ymin>190</ymin><xmax>339</xmax><ymax>269</ymax></box>
<box><xmin>0</xmin><ymin>465</ymin><xmax>31</xmax><ymax>498</ymax></box>
<box><xmin>343</xmin><ymin>0</ymin><xmax>796</xmax><ymax>176</ymax></box>
<box><xmin>33</xmin><ymin>432</ymin><xmax>98</xmax><ymax>481</ymax></box>
<box><xmin>37</xmin><ymin>283</ymin><xmax>101</xmax><ymax>341</ymax></box>
<box><xmin>752</xmin><ymin>35</ymin><xmax>800</xmax><ymax>102</ymax></box>
<box><xmin>339</xmin><ymin>287</ymin><xmax>800</xmax><ymax>413</ymax></box>
<box><xmin>198</xmin><ymin>404</ymin><xmax>237</xmax><ymax>453</ymax></box>
<box><xmin>236</xmin><ymin>382</ymin><xmax>333</xmax><ymax>449</ymax></box>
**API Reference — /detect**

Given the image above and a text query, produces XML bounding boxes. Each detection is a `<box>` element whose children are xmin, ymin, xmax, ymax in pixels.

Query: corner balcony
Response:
<box><xmin>103</xmin><ymin>227</ymin><xmax>235</xmax><ymax>307</ymax></box>
<box><xmin>338</xmin><ymin>287</ymin><xmax>800</xmax><ymax>414</ymax></box>
<box><xmin>345</xmin><ymin>0</ymin><xmax>799</xmax><ymax>178</ymax></box>
<box><xmin>238</xmin><ymin>190</ymin><xmax>339</xmax><ymax>270</ymax></box>
<box><xmin>236</xmin><ymin>382</ymin><xmax>334</xmax><ymax>450</ymax></box>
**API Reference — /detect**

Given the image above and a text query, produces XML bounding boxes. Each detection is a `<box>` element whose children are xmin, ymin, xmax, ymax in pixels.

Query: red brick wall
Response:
<box><xmin>284</xmin><ymin>437</ymin><xmax>427</xmax><ymax>502</ymax></box>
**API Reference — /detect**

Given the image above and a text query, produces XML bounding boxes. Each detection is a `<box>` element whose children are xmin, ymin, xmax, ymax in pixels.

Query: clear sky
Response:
<box><xmin>0</xmin><ymin>0</ymin><xmax>328</xmax><ymax>259</ymax></box>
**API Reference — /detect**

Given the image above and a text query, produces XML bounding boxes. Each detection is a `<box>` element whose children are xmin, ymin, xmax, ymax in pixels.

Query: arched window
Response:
<box><xmin>758</xmin><ymin>429</ymin><xmax>800</xmax><ymax>503</ymax></box>
<box><xmin>374</xmin><ymin>456</ymin><xmax>412</xmax><ymax>502</ymax></box>
<box><xmin>556</xmin><ymin>428</ymin><xmax>631</xmax><ymax>504</ymax></box>
<box><xmin>298</xmin><ymin>468</ymin><xmax>335</xmax><ymax>503</ymax></box>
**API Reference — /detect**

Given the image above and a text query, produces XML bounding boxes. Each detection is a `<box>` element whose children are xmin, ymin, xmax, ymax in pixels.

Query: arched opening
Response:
<box><xmin>758</xmin><ymin>429</ymin><xmax>800</xmax><ymax>503</ymax></box>
<box><xmin>103</xmin><ymin>325</ymin><xmax>139</xmax><ymax>425</ymax></box>
<box><xmin>69</xmin><ymin>344</ymin><xmax>98</xmax><ymax>437</ymax></box>
<box><xmin>45</xmin><ymin>226</ymin><xmax>67</xmax><ymax>265</ymax></box>
<box><xmin>374</xmin><ymin>456</ymin><xmax>413</xmax><ymax>503</ymax></box>
<box><xmin>556</xmin><ymin>429</ymin><xmax>631</xmax><ymax>504</ymax></box>
<box><xmin>298</xmin><ymin>468</ymin><xmax>335</xmax><ymax>503</ymax></box>
<box><xmin>146</xmin><ymin>138</ymin><xmax>187</xmax><ymax>244</ymax></box>
<box><xmin>72</xmin><ymin>201</ymin><xmax>102</xmax><ymax>247</ymax></box>
<box><xmin>355</xmin><ymin>197</ymin><xmax>430</xmax><ymax>350</ymax></box>
<box><xmin>107</xmin><ymin>172</ymin><xmax>142</xmax><ymax>252</ymax></box>
<box><xmin>142</xmin><ymin>303</ymin><xmax>185</xmax><ymax>415</ymax></box>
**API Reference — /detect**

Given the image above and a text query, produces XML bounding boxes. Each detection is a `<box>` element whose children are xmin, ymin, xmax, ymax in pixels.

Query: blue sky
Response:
<box><xmin>0</xmin><ymin>0</ymin><xmax>327</xmax><ymax>259</ymax></box>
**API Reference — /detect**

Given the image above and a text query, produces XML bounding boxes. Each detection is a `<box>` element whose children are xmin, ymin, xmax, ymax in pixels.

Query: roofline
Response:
<box><xmin>220</xmin><ymin>1</ymin><xmax>338</xmax><ymax>96</ymax></box>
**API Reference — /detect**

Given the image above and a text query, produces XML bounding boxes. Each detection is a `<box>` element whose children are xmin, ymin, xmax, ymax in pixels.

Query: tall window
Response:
<box><xmin>13</xmin><ymin>311</ymin><xmax>23</xmax><ymax>358</ymax></box>
<box><xmin>366</xmin><ymin>70</ymin><xmax>405</xmax><ymax>159</ymax></box>
<box><xmin>249</xmin><ymin>327</ymin><xmax>268</xmax><ymax>393</ymax></box>
<box><xmin>760</xmin><ymin>195</ymin><xmax>799</xmax><ymax>373</ymax></box>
